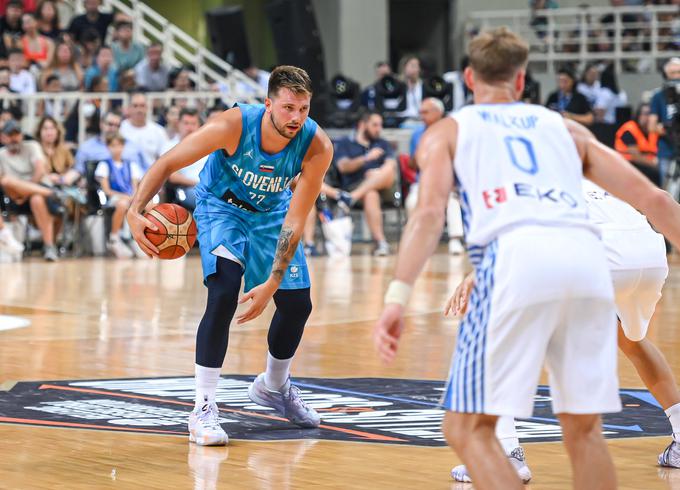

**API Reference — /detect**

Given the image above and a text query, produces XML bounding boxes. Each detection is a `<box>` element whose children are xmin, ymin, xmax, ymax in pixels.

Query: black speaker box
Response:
<box><xmin>205</xmin><ymin>6</ymin><xmax>251</xmax><ymax>70</ymax></box>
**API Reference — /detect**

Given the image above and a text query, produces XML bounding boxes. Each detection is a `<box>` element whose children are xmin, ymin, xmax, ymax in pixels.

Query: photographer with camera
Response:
<box><xmin>649</xmin><ymin>57</ymin><xmax>680</xmax><ymax>192</ymax></box>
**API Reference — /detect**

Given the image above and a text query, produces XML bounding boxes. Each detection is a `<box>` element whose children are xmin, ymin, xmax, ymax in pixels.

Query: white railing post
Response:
<box><xmin>650</xmin><ymin>10</ymin><xmax>659</xmax><ymax>63</ymax></box>
<box><xmin>131</xmin><ymin>0</ymin><xmax>143</xmax><ymax>43</ymax></box>
<box><xmin>195</xmin><ymin>50</ymin><xmax>205</xmax><ymax>91</ymax></box>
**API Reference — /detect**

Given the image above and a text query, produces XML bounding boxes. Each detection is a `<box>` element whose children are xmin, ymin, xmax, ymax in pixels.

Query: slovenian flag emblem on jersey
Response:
<box><xmin>259</xmin><ymin>164</ymin><xmax>275</xmax><ymax>173</ymax></box>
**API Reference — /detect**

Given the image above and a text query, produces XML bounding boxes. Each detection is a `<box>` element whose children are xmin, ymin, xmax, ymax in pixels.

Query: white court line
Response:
<box><xmin>0</xmin><ymin>315</ymin><xmax>30</xmax><ymax>332</ymax></box>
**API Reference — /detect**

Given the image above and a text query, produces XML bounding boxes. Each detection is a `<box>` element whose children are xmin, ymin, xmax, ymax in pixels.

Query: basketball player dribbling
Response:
<box><xmin>373</xmin><ymin>27</ymin><xmax>680</xmax><ymax>489</ymax></box>
<box><xmin>448</xmin><ymin>179</ymin><xmax>680</xmax><ymax>483</ymax></box>
<box><xmin>127</xmin><ymin>66</ymin><xmax>333</xmax><ymax>445</ymax></box>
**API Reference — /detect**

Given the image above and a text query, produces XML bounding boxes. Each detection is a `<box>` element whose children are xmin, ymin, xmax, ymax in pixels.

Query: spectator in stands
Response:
<box><xmin>529</xmin><ymin>0</ymin><xmax>558</xmax><ymax>40</ymax></box>
<box><xmin>35</xmin><ymin>0</ymin><xmax>62</xmax><ymax>40</ymax></box>
<box><xmin>545</xmin><ymin>68</ymin><xmax>593</xmax><ymax>125</ymax></box>
<box><xmin>361</xmin><ymin>61</ymin><xmax>392</xmax><ymax>110</ymax></box>
<box><xmin>111</xmin><ymin>21</ymin><xmax>144</xmax><ymax>72</ymax></box>
<box><xmin>117</xmin><ymin>68</ymin><xmax>137</xmax><ymax>93</ymax></box>
<box><xmin>95</xmin><ymin>133</ymin><xmax>146</xmax><ymax>259</ymax></box>
<box><xmin>8</xmin><ymin>49</ymin><xmax>36</xmax><ymax>94</ymax></box>
<box><xmin>36</xmin><ymin>116</ymin><xmax>75</xmax><ymax>182</ymax></box>
<box><xmin>20</xmin><ymin>12</ymin><xmax>53</xmax><ymax>68</ymax></box>
<box><xmin>0</xmin><ymin>213</ymin><xmax>24</xmax><ymax>254</ymax></box>
<box><xmin>0</xmin><ymin>66</ymin><xmax>12</xmax><ymax>92</ymax></box>
<box><xmin>67</xmin><ymin>111</ymin><xmax>144</xmax><ymax>185</ymax></box>
<box><xmin>576</xmin><ymin>63</ymin><xmax>602</xmax><ymax>108</ymax></box>
<box><xmin>164</xmin><ymin>105</ymin><xmax>180</xmax><ymax>143</ymax></box>
<box><xmin>171</xmin><ymin>68</ymin><xmax>194</xmax><ymax>92</ymax></box>
<box><xmin>244</xmin><ymin>65</ymin><xmax>270</xmax><ymax>92</ymax></box>
<box><xmin>594</xmin><ymin>63</ymin><xmax>627</xmax><ymax>125</ymax></box>
<box><xmin>162</xmin><ymin>107</ymin><xmax>205</xmax><ymax>211</ymax></box>
<box><xmin>68</xmin><ymin>0</ymin><xmax>112</xmax><ymax>44</ymax></box>
<box><xmin>0</xmin><ymin>119</ymin><xmax>65</xmax><ymax>260</ymax></box>
<box><xmin>649</xmin><ymin>57</ymin><xmax>680</xmax><ymax>186</ymax></box>
<box><xmin>615</xmin><ymin>103</ymin><xmax>661</xmax><ymax>185</ymax></box>
<box><xmin>40</xmin><ymin>40</ymin><xmax>83</xmax><ymax>91</ymax></box>
<box><xmin>600</xmin><ymin>0</ymin><xmax>641</xmax><ymax>39</ymax></box>
<box><xmin>134</xmin><ymin>42</ymin><xmax>168</xmax><ymax>92</ymax></box>
<box><xmin>1</xmin><ymin>1</ymin><xmax>24</xmax><ymax>49</ymax></box>
<box><xmin>85</xmin><ymin>45</ymin><xmax>117</xmax><ymax>91</ymax></box>
<box><xmin>397</xmin><ymin>55</ymin><xmax>422</xmax><ymax>120</ymax></box>
<box><xmin>120</xmin><ymin>92</ymin><xmax>168</xmax><ymax>167</ymax></box>
<box><xmin>55</xmin><ymin>1</ymin><xmax>74</xmax><ymax>30</ymax></box>
<box><xmin>38</xmin><ymin>73</ymin><xmax>66</xmax><ymax>118</ymax></box>
<box><xmin>443</xmin><ymin>56</ymin><xmax>472</xmax><ymax>111</ymax></box>
<box><xmin>77</xmin><ymin>27</ymin><xmax>100</xmax><ymax>70</ymax></box>
<box><xmin>404</xmin><ymin>98</ymin><xmax>465</xmax><ymax>254</ymax></box>
<box><xmin>335</xmin><ymin>111</ymin><xmax>397</xmax><ymax>256</ymax></box>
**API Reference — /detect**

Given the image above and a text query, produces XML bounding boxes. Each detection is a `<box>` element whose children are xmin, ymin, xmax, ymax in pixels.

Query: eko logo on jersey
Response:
<box><xmin>482</xmin><ymin>183</ymin><xmax>579</xmax><ymax>210</ymax></box>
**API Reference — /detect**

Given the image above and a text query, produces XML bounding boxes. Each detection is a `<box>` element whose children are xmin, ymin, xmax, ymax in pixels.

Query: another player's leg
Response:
<box><xmin>248</xmin><ymin>287</ymin><xmax>320</xmax><ymax>428</ymax></box>
<box><xmin>189</xmin><ymin>257</ymin><xmax>243</xmax><ymax>446</ymax></box>
<box><xmin>618</xmin><ymin>327</ymin><xmax>680</xmax><ymax>467</ymax></box>
<box><xmin>443</xmin><ymin>412</ymin><xmax>523</xmax><ymax>490</ymax></box>
<box><xmin>450</xmin><ymin>415</ymin><xmax>532</xmax><ymax>484</ymax></box>
<box><xmin>559</xmin><ymin>413</ymin><xmax>617</xmax><ymax>489</ymax></box>
<box><xmin>613</xmin><ymin>266</ymin><xmax>680</xmax><ymax>467</ymax></box>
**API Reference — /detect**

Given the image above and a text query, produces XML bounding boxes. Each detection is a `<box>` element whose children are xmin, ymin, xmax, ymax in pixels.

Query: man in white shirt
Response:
<box><xmin>120</xmin><ymin>92</ymin><xmax>169</xmax><ymax>169</ymax></box>
<box><xmin>161</xmin><ymin>107</ymin><xmax>207</xmax><ymax>210</ymax></box>
<box><xmin>7</xmin><ymin>49</ymin><xmax>36</xmax><ymax>95</ymax></box>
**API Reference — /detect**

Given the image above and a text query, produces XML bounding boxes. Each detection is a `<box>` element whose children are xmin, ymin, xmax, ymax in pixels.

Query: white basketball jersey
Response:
<box><xmin>582</xmin><ymin>179</ymin><xmax>650</xmax><ymax>230</ymax></box>
<box><xmin>452</xmin><ymin>103</ymin><xmax>594</xmax><ymax>247</ymax></box>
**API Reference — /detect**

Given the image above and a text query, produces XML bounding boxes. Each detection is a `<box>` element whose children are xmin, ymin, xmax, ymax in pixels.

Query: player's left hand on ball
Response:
<box><xmin>373</xmin><ymin>303</ymin><xmax>405</xmax><ymax>364</ymax></box>
<box><xmin>237</xmin><ymin>281</ymin><xmax>277</xmax><ymax>324</ymax></box>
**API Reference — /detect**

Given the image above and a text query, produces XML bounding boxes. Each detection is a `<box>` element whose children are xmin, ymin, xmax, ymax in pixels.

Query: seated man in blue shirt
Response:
<box><xmin>335</xmin><ymin>111</ymin><xmax>397</xmax><ymax>256</ymax></box>
<box><xmin>62</xmin><ymin>111</ymin><xmax>147</xmax><ymax>185</ymax></box>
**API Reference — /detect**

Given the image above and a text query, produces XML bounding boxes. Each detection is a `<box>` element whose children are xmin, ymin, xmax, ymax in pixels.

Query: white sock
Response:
<box><xmin>264</xmin><ymin>352</ymin><xmax>293</xmax><ymax>391</ymax></box>
<box><xmin>665</xmin><ymin>402</ymin><xmax>680</xmax><ymax>440</ymax></box>
<box><xmin>495</xmin><ymin>415</ymin><xmax>520</xmax><ymax>455</ymax></box>
<box><xmin>194</xmin><ymin>364</ymin><xmax>221</xmax><ymax>409</ymax></box>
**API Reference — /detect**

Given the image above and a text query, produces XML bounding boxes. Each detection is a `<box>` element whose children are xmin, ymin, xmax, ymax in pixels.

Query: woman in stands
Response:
<box><xmin>36</xmin><ymin>116</ymin><xmax>75</xmax><ymax>183</ymax></box>
<box><xmin>20</xmin><ymin>13</ymin><xmax>54</xmax><ymax>68</ymax></box>
<box><xmin>40</xmin><ymin>41</ymin><xmax>83</xmax><ymax>91</ymax></box>
<box><xmin>35</xmin><ymin>0</ymin><xmax>62</xmax><ymax>40</ymax></box>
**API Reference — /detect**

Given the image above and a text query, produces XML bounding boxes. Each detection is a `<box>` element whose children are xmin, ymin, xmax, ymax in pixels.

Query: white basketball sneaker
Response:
<box><xmin>659</xmin><ymin>439</ymin><xmax>680</xmax><ymax>468</ymax></box>
<box><xmin>248</xmin><ymin>373</ymin><xmax>321</xmax><ymax>428</ymax></box>
<box><xmin>451</xmin><ymin>446</ymin><xmax>532</xmax><ymax>484</ymax></box>
<box><xmin>188</xmin><ymin>401</ymin><xmax>228</xmax><ymax>446</ymax></box>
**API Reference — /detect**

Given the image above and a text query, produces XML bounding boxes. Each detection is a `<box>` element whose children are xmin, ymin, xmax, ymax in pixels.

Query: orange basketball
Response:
<box><xmin>144</xmin><ymin>203</ymin><xmax>197</xmax><ymax>260</ymax></box>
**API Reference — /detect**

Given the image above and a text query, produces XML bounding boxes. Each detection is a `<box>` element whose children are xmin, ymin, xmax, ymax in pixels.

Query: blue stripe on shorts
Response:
<box><xmin>441</xmin><ymin>239</ymin><xmax>497</xmax><ymax>413</ymax></box>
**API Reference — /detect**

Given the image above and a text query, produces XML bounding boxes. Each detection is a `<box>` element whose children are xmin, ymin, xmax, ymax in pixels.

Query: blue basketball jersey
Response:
<box><xmin>198</xmin><ymin>103</ymin><xmax>318</xmax><ymax>212</ymax></box>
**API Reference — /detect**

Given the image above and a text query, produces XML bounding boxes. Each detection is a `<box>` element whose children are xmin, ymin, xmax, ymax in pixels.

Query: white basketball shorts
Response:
<box><xmin>602</xmin><ymin>227</ymin><xmax>668</xmax><ymax>341</ymax></box>
<box><xmin>442</xmin><ymin>225</ymin><xmax>621</xmax><ymax>418</ymax></box>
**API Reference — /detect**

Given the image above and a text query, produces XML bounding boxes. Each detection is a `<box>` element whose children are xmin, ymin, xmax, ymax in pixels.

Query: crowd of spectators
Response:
<box><xmin>526</xmin><ymin>0</ymin><xmax>679</xmax><ymax>73</ymax></box>
<box><xmin>0</xmin><ymin>0</ymin><xmax>678</xmax><ymax>261</ymax></box>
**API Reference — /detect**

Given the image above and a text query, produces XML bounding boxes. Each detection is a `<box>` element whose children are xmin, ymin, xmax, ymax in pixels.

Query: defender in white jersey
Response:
<box><xmin>449</xmin><ymin>180</ymin><xmax>680</xmax><ymax>483</ymax></box>
<box><xmin>373</xmin><ymin>27</ymin><xmax>680</xmax><ymax>490</ymax></box>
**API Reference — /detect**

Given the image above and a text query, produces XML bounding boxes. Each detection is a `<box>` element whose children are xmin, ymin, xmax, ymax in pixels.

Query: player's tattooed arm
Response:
<box><xmin>271</xmin><ymin>226</ymin><xmax>296</xmax><ymax>283</ymax></box>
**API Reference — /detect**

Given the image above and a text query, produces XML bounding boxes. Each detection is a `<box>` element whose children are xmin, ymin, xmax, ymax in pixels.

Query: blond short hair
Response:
<box><xmin>468</xmin><ymin>27</ymin><xmax>529</xmax><ymax>83</ymax></box>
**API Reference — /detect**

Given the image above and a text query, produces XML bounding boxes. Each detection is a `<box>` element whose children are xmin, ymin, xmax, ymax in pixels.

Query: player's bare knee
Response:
<box><xmin>559</xmin><ymin>413</ymin><xmax>602</xmax><ymax>443</ymax></box>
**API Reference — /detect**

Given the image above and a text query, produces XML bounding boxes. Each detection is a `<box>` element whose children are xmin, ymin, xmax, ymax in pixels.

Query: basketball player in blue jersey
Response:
<box><xmin>126</xmin><ymin>66</ymin><xmax>333</xmax><ymax>446</ymax></box>
<box><xmin>373</xmin><ymin>28</ymin><xmax>680</xmax><ymax>489</ymax></box>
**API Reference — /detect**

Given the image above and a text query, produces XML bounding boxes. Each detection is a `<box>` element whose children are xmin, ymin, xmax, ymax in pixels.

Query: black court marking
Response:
<box><xmin>0</xmin><ymin>376</ymin><xmax>670</xmax><ymax>446</ymax></box>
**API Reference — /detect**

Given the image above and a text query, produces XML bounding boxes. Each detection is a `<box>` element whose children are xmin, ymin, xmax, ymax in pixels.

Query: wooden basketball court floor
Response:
<box><xmin>1</xmin><ymin>251</ymin><xmax>680</xmax><ymax>489</ymax></box>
